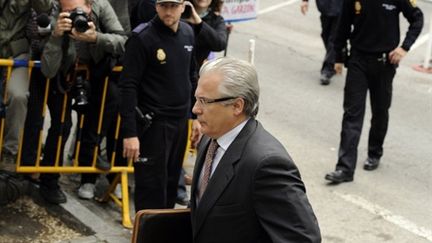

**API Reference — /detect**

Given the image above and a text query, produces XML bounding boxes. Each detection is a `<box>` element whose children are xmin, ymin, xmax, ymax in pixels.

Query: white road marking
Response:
<box><xmin>258</xmin><ymin>0</ymin><xmax>301</xmax><ymax>15</ymax></box>
<box><xmin>334</xmin><ymin>192</ymin><xmax>432</xmax><ymax>242</ymax></box>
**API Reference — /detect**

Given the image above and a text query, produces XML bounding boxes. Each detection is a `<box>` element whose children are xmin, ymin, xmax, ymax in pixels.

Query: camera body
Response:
<box><xmin>72</xmin><ymin>76</ymin><xmax>89</xmax><ymax>107</ymax></box>
<box><xmin>69</xmin><ymin>7</ymin><xmax>90</xmax><ymax>33</ymax></box>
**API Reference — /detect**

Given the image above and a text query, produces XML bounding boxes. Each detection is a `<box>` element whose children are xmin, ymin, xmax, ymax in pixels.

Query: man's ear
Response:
<box><xmin>232</xmin><ymin>98</ymin><xmax>245</xmax><ymax>116</ymax></box>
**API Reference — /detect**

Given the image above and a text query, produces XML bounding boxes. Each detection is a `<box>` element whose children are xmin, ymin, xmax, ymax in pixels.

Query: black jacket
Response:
<box><xmin>334</xmin><ymin>0</ymin><xmax>423</xmax><ymax>61</ymax></box>
<box><xmin>119</xmin><ymin>16</ymin><xmax>197</xmax><ymax>138</ymax></box>
<box><xmin>193</xmin><ymin>12</ymin><xmax>227</xmax><ymax>68</ymax></box>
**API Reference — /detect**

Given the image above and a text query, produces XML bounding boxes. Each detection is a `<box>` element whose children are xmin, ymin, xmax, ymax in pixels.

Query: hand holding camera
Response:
<box><xmin>70</xmin><ymin>21</ymin><xmax>97</xmax><ymax>43</ymax></box>
<box><xmin>52</xmin><ymin>12</ymin><xmax>73</xmax><ymax>37</ymax></box>
<box><xmin>52</xmin><ymin>7</ymin><xmax>96</xmax><ymax>43</ymax></box>
<box><xmin>182</xmin><ymin>1</ymin><xmax>202</xmax><ymax>25</ymax></box>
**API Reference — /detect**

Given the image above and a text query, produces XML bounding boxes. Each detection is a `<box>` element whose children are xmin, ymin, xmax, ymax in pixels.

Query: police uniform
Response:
<box><xmin>326</xmin><ymin>0</ymin><xmax>423</xmax><ymax>181</ymax></box>
<box><xmin>119</xmin><ymin>16</ymin><xmax>197</xmax><ymax>211</ymax></box>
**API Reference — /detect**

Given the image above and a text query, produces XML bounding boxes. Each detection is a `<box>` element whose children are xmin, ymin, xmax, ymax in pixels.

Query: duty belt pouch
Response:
<box><xmin>10</xmin><ymin>38</ymin><xmax>29</xmax><ymax>57</ymax></box>
<box><xmin>135</xmin><ymin>106</ymin><xmax>155</xmax><ymax>133</ymax></box>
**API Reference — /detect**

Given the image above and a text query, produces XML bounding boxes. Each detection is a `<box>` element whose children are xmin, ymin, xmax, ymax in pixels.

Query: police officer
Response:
<box><xmin>301</xmin><ymin>0</ymin><xmax>343</xmax><ymax>85</ymax></box>
<box><xmin>325</xmin><ymin>0</ymin><xmax>423</xmax><ymax>183</ymax></box>
<box><xmin>119</xmin><ymin>0</ymin><xmax>197</xmax><ymax>211</ymax></box>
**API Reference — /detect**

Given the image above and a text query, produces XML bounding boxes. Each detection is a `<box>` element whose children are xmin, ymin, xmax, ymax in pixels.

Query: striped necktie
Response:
<box><xmin>197</xmin><ymin>139</ymin><xmax>219</xmax><ymax>201</ymax></box>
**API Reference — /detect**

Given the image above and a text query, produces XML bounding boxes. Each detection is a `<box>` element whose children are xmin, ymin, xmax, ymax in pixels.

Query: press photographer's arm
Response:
<box><xmin>41</xmin><ymin>9</ymin><xmax>84</xmax><ymax>78</ymax></box>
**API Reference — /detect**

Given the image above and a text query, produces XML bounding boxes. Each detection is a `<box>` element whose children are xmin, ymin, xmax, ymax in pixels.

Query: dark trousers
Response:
<box><xmin>336</xmin><ymin>51</ymin><xmax>396</xmax><ymax>174</ymax></box>
<box><xmin>21</xmin><ymin>69</ymin><xmax>45</xmax><ymax>166</ymax></box>
<box><xmin>177</xmin><ymin>168</ymin><xmax>187</xmax><ymax>200</ymax></box>
<box><xmin>320</xmin><ymin>15</ymin><xmax>338</xmax><ymax>76</ymax></box>
<box><xmin>21</xmin><ymin>70</ymin><xmax>72</xmax><ymax>189</ymax></box>
<box><xmin>134</xmin><ymin>116</ymin><xmax>188</xmax><ymax>211</ymax></box>
<box><xmin>79</xmin><ymin>74</ymin><xmax>121</xmax><ymax>185</ymax></box>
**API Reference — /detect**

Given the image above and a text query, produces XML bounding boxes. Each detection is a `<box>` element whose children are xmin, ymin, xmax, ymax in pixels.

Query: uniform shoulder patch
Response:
<box><xmin>132</xmin><ymin>22</ymin><xmax>150</xmax><ymax>35</ymax></box>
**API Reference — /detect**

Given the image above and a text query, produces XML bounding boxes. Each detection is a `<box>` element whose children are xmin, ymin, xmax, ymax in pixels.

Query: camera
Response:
<box><xmin>69</xmin><ymin>7</ymin><xmax>90</xmax><ymax>33</ymax></box>
<box><xmin>73</xmin><ymin>76</ymin><xmax>89</xmax><ymax>107</ymax></box>
<box><xmin>56</xmin><ymin>73</ymin><xmax>90</xmax><ymax>110</ymax></box>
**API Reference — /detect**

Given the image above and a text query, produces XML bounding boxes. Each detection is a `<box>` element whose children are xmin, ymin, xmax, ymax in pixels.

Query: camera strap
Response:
<box><xmin>0</xmin><ymin>0</ymin><xmax>8</xmax><ymax>17</ymax></box>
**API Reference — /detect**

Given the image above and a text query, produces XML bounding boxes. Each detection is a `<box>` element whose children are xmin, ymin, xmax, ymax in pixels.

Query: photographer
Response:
<box><xmin>182</xmin><ymin>0</ymin><xmax>227</xmax><ymax>69</ymax></box>
<box><xmin>23</xmin><ymin>0</ymin><xmax>126</xmax><ymax>204</ymax></box>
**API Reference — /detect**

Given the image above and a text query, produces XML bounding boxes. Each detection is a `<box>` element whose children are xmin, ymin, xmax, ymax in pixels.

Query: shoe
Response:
<box><xmin>78</xmin><ymin>183</ymin><xmax>95</xmax><ymax>199</ymax></box>
<box><xmin>176</xmin><ymin>196</ymin><xmax>189</xmax><ymax>206</ymax></box>
<box><xmin>95</xmin><ymin>155</ymin><xmax>111</xmax><ymax>171</ymax></box>
<box><xmin>320</xmin><ymin>73</ymin><xmax>331</xmax><ymax>85</ymax></box>
<box><xmin>363</xmin><ymin>157</ymin><xmax>380</xmax><ymax>171</ymax></box>
<box><xmin>40</xmin><ymin>185</ymin><xmax>67</xmax><ymax>204</ymax></box>
<box><xmin>325</xmin><ymin>170</ymin><xmax>353</xmax><ymax>183</ymax></box>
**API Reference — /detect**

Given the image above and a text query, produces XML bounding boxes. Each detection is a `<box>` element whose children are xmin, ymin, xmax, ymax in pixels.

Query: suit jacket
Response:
<box><xmin>190</xmin><ymin>119</ymin><xmax>321</xmax><ymax>243</ymax></box>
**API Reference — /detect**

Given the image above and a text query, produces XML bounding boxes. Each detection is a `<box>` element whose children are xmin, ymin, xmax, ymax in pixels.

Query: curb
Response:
<box><xmin>60</xmin><ymin>191</ymin><xmax>131</xmax><ymax>243</ymax></box>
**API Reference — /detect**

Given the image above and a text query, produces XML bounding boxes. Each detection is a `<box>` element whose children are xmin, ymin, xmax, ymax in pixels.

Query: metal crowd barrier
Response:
<box><xmin>0</xmin><ymin>58</ymin><xmax>195</xmax><ymax>229</ymax></box>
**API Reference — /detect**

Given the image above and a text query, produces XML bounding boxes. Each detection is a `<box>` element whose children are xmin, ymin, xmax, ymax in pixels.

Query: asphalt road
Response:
<box><xmin>224</xmin><ymin>1</ymin><xmax>432</xmax><ymax>242</ymax></box>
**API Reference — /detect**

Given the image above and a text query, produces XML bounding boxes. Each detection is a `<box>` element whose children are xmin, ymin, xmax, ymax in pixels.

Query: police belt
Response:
<box><xmin>351</xmin><ymin>49</ymin><xmax>390</xmax><ymax>63</ymax></box>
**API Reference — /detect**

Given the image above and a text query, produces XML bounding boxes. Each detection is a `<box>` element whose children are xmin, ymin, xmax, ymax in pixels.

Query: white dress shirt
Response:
<box><xmin>198</xmin><ymin>119</ymin><xmax>249</xmax><ymax>183</ymax></box>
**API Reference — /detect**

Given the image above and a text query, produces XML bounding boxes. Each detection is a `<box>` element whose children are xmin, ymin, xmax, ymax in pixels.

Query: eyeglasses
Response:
<box><xmin>195</xmin><ymin>96</ymin><xmax>237</xmax><ymax>107</ymax></box>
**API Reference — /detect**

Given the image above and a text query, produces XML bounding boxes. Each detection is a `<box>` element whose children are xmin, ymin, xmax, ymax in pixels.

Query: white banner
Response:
<box><xmin>221</xmin><ymin>0</ymin><xmax>259</xmax><ymax>22</ymax></box>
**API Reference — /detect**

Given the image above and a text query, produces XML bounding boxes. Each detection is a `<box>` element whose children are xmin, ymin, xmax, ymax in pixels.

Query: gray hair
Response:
<box><xmin>200</xmin><ymin>57</ymin><xmax>260</xmax><ymax>117</ymax></box>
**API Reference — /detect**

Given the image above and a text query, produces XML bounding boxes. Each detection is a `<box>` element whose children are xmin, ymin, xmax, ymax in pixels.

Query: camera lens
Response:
<box><xmin>70</xmin><ymin>7</ymin><xmax>90</xmax><ymax>33</ymax></box>
<box><xmin>74</xmin><ymin>16</ymin><xmax>89</xmax><ymax>33</ymax></box>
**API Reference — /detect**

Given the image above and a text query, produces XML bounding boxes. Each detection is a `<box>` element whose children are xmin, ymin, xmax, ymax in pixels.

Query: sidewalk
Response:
<box><xmin>0</xmin><ymin>174</ymin><xmax>132</xmax><ymax>243</ymax></box>
<box><xmin>0</xmin><ymin>170</ymin><xmax>192</xmax><ymax>242</ymax></box>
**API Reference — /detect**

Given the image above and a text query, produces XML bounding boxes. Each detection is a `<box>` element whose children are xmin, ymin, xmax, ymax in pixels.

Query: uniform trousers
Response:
<box><xmin>134</xmin><ymin>116</ymin><xmax>188</xmax><ymax>211</ymax></box>
<box><xmin>336</xmin><ymin>50</ymin><xmax>396</xmax><ymax>174</ymax></box>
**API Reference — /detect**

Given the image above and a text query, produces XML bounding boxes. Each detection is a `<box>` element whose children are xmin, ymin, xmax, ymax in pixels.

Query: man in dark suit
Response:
<box><xmin>189</xmin><ymin>57</ymin><xmax>321</xmax><ymax>243</ymax></box>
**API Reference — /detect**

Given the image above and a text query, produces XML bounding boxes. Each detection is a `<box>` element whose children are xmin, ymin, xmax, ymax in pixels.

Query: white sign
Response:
<box><xmin>221</xmin><ymin>0</ymin><xmax>258</xmax><ymax>22</ymax></box>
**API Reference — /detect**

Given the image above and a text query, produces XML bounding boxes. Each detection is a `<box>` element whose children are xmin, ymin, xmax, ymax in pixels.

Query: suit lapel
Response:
<box><xmin>192</xmin><ymin>119</ymin><xmax>258</xmax><ymax>238</ymax></box>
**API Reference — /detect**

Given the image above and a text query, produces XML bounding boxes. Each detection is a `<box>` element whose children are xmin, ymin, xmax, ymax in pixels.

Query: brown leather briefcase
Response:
<box><xmin>131</xmin><ymin>208</ymin><xmax>192</xmax><ymax>243</ymax></box>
